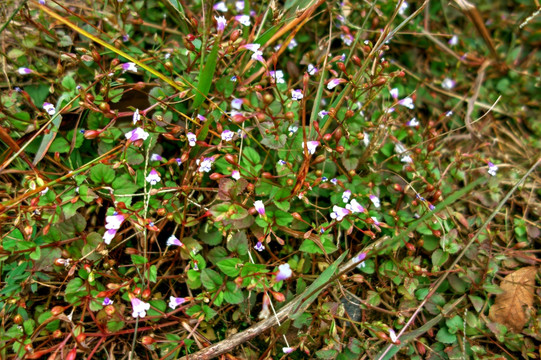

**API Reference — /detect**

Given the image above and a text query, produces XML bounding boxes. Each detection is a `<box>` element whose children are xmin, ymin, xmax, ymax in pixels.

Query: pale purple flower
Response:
<box><xmin>103</xmin><ymin>228</ymin><xmax>117</xmax><ymax>244</ymax></box>
<box><xmin>398</xmin><ymin>97</ymin><xmax>414</xmax><ymax>109</ymax></box>
<box><xmin>43</xmin><ymin>102</ymin><xmax>55</xmax><ymax>116</ymax></box>
<box><xmin>197</xmin><ymin>157</ymin><xmax>214</xmax><ymax>172</ymax></box>
<box><xmin>235</xmin><ymin>15</ymin><xmax>250</xmax><ymax>26</ymax></box>
<box><xmin>287</xmin><ymin>38</ymin><xmax>298</xmax><ymax>50</ymax></box>
<box><xmin>488</xmin><ymin>162</ymin><xmax>498</xmax><ymax>176</ymax></box>
<box><xmin>342</xmin><ymin>190</ymin><xmax>351</xmax><ymax>203</ymax></box>
<box><xmin>213</xmin><ymin>1</ymin><xmax>227</xmax><ymax>12</ymax></box>
<box><xmin>340</xmin><ymin>53</ymin><xmax>346</xmax><ymax>61</ymax></box>
<box><xmin>308</xmin><ymin>64</ymin><xmax>318</xmax><ymax>75</ymax></box>
<box><xmin>341</xmin><ymin>33</ymin><xmax>354</xmax><ymax>46</ymax></box>
<box><xmin>288</xmin><ymin>125</ymin><xmax>298</xmax><ymax>135</ymax></box>
<box><xmin>146</xmin><ymin>169</ymin><xmax>161</xmax><ymax>185</ymax></box>
<box><xmin>121</xmin><ymin>62</ymin><xmax>137</xmax><ymax>73</ymax></box>
<box><xmin>278</xmin><ymin>160</ymin><xmax>286</xmax><ymax>166</ymax></box>
<box><xmin>103</xmin><ymin>297</ymin><xmax>114</xmax><ymax>306</ymax></box>
<box><xmin>221</xmin><ymin>130</ymin><xmax>234</xmax><ymax>141</ymax></box>
<box><xmin>371</xmin><ymin>216</ymin><xmax>380</xmax><ymax>226</ymax></box>
<box><xmin>346</xmin><ymin>199</ymin><xmax>365</xmax><ymax>213</ymax></box>
<box><xmin>355</xmin><ymin>252</ymin><xmax>367</xmax><ymax>268</ymax></box>
<box><xmin>276</xmin><ymin>263</ymin><xmax>292</xmax><ymax>281</ymax></box>
<box><xmin>269</xmin><ymin>70</ymin><xmax>285</xmax><ymax>84</ymax></box>
<box><xmin>167</xmin><ymin>235</ymin><xmax>183</xmax><ymax>247</ymax></box>
<box><xmin>318</xmin><ymin>110</ymin><xmax>329</xmax><ymax>118</ymax></box>
<box><xmin>122</xmin><ymin>34</ymin><xmax>130</xmax><ymax>42</ymax></box>
<box><xmin>442</xmin><ymin>78</ymin><xmax>456</xmax><ymax>90</ymax></box>
<box><xmin>150</xmin><ymin>153</ymin><xmax>163</xmax><ymax>162</ymax></box>
<box><xmin>369</xmin><ymin>195</ymin><xmax>380</xmax><ymax>208</ymax></box>
<box><xmin>17</xmin><ymin>67</ymin><xmax>32</xmax><ymax>75</ymax></box>
<box><xmin>448</xmin><ymin>35</ymin><xmax>458</xmax><ymax>46</ymax></box>
<box><xmin>168</xmin><ymin>296</ymin><xmax>186</xmax><ymax>310</ymax></box>
<box><xmin>215</xmin><ymin>16</ymin><xmax>227</xmax><ymax>32</ymax></box>
<box><xmin>235</xmin><ymin>0</ymin><xmax>244</xmax><ymax>11</ymax></box>
<box><xmin>254</xmin><ymin>200</ymin><xmax>265</xmax><ymax>216</ymax></box>
<box><xmin>231</xmin><ymin>170</ymin><xmax>241</xmax><ymax>180</ymax></box>
<box><xmin>390</xmin><ymin>88</ymin><xmax>399</xmax><ymax>100</ymax></box>
<box><xmin>389</xmin><ymin>329</ymin><xmax>399</xmax><ymax>343</ymax></box>
<box><xmin>330</xmin><ymin>178</ymin><xmax>338</xmax><ymax>185</ymax></box>
<box><xmin>125</xmin><ymin>127</ymin><xmax>149</xmax><ymax>142</ymax></box>
<box><xmin>304</xmin><ymin>140</ymin><xmax>319</xmax><ymax>155</ymax></box>
<box><xmin>105</xmin><ymin>212</ymin><xmax>126</xmax><ymax>230</ymax></box>
<box><xmin>187</xmin><ymin>132</ymin><xmax>197</xmax><ymax>146</ymax></box>
<box><xmin>254</xmin><ymin>241</ymin><xmax>265</xmax><ymax>251</ymax></box>
<box><xmin>175</xmin><ymin>158</ymin><xmax>182</xmax><ymax>165</ymax></box>
<box><xmin>242</xmin><ymin>43</ymin><xmax>261</xmax><ymax>52</ymax></box>
<box><xmin>131</xmin><ymin>297</ymin><xmax>150</xmax><ymax>318</ymax></box>
<box><xmin>197</xmin><ymin>114</ymin><xmax>206</xmax><ymax>122</ymax></box>
<box><xmin>39</xmin><ymin>0</ymin><xmax>46</xmax><ymax>4</ymax></box>
<box><xmin>321</xmin><ymin>176</ymin><xmax>328</xmax><ymax>182</ymax></box>
<box><xmin>132</xmin><ymin>109</ymin><xmax>140</xmax><ymax>124</ymax></box>
<box><xmin>291</xmin><ymin>89</ymin><xmax>303</xmax><ymax>100</ymax></box>
<box><xmin>251</xmin><ymin>50</ymin><xmax>265</xmax><ymax>63</ymax></box>
<box><xmin>398</xmin><ymin>1</ymin><xmax>409</xmax><ymax>16</ymax></box>
<box><xmin>446</xmin><ymin>111</ymin><xmax>453</xmax><ymax>117</ymax></box>
<box><xmin>231</xmin><ymin>98</ymin><xmax>243</xmax><ymax>110</ymax></box>
<box><xmin>407</xmin><ymin>118</ymin><xmax>419</xmax><ymax>127</ymax></box>
<box><xmin>282</xmin><ymin>347</ymin><xmax>295</xmax><ymax>354</ymax></box>
<box><xmin>429</xmin><ymin>204</ymin><xmax>436</xmax><ymax>211</ymax></box>
<box><xmin>230</xmin><ymin>76</ymin><xmax>237</xmax><ymax>82</ymax></box>
<box><xmin>330</xmin><ymin>205</ymin><xmax>350</xmax><ymax>221</ymax></box>
<box><xmin>327</xmin><ymin>78</ymin><xmax>346</xmax><ymax>90</ymax></box>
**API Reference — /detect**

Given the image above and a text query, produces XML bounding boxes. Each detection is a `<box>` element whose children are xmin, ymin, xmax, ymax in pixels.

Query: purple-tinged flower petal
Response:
<box><xmin>304</xmin><ymin>141</ymin><xmax>319</xmax><ymax>155</ymax></box>
<box><xmin>168</xmin><ymin>296</ymin><xmax>186</xmax><ymax>310</ymax></box>
<box><xmin>125</xmin><ymin>127</ymin><xmax>149</xmax><ymax>142</ymax></box>
<box><xmin>132</xmin><ymin>109</ymin><xmax>140</xmax><ymax>124</ymax></box>
<box><xmin>146</xmin><ymin>169</ymin><xmax>161</xmax><ymax>185</ymax></box>
<box><xmin>291</xmin><ymin>89</ymin><xmax>303</xmax><ymax>100</ymax></box>
<box><xmin>254</xmin><ymin>242</ymin><xmax>265</xmax><ymax>251</ymax></box>
<box><xmin>221</xmin><ymin>130</ymin><xmax>235</xmax><ymax>141</ymax></box>
<box><xmin>369</xmin><ymin>195</ymin><xmax>380</xmax><ymax>208</ymax></box>
<box><xmin>121</xmin><ymin>62</ymin><xmax>137</xmax><ymax>73</ymax></box>
<box><xmin>390</xmin><ymin>88</ymin><xmax>399</xmax><ymax>99</ymax></box>
<box><xmin>231</xmin><ymin>98</ymin><xmax>243</xmax><ymax>110</ymax></box>
<box><xmin>342</xmin><ymin>190</ymin><xmax>352</xmax><ymax>203</ymax></box>
<box><xmin>488</xmin><ymin>162</ymin><xmax>498</xmax><ymax>176</ymax></box>
<box><xmin>213</xmin><ymin>1</ymin><xmax>227</xmax><ymax>12</ymax></box>
<box><xmin>346</xmin><ymin>199</ymin><xmax>365</xmax><ymax>213</ymax></box>
<box><xmin>17</xmin><ymin>67</ymin><xmax>33</xmax><ymax>75</ymax></box>
<box><xmin>215</xmin><ymin>16</ymin><xmax>227</xmax><ymax>32</ymax></box>
<box><xmin>131</xmin><ymin>297</ymin><xmax>150</xmax><ymax>318</ymax></box>
<box><xmin>275</xmin><ymin>263</ymin><xmax>292</xmax><ymax>281</ymax></box>
<box><xmin>167</xmin><ymin>235</ymin><xmax>183</xmax><ymax>247</ymax></box>
<box><xmin>234</xmin><ymin>15</ymin><xmax>250</xmax><ymax>26</ymax></box>
<box><xmin>43</xmin><ymin>102</ymin><xmax>55</xmax><ymax>116</ymax></box>
<box><xmin>187</xmin><ymin>132</ymin><xmax>197</xmax><ymax>146</ymax></box>
<box><xmin>231</xmin><ymin>170</ymin><xmax>241</xmax><ymax>180</ymax></box>
<box><xmin>103</xmin><ymin>297</ymin><xmax>114</xmax><ymax>306</ymax></box>
<box><xmin>308</xmin><ymin>64</ymin><xmax>318</xmax><ymax>75</ymax></box>
<box><xmin>103</xmin><ymin>229</ymin><xmax>117</xmax><ymax>245</ymax></box>
<box><xmin>197</xmin><ymin>157</ymin><xmax>214</xmax><ymax>173</ymax></box>
<box><xmin>330</xmin><ymin>205</ymin><xmax>350</xmax><ymax>221</ymax></box>
<box><xmin>150</xmin><ymin>153</ymin><xmax>163</xmax><ymax>162</ymax></box>
<box><xmin>254</xmin><ymin>200</ymin><xmax>265</xmax><ymax>216</ymax></box>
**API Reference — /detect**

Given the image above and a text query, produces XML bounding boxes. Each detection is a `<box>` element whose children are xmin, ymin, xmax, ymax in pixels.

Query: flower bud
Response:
<box><xmin>52</xmin><ymin>329</ymin><xmax>63</xmax><ymax>338</ymax></box>
<box><xmin>322</xmin><ymin>133</ymin><xmax>332</xmax><ymax>142</ymax></box>
<box><xmin>393</xmin><ymin>183</ymin><xmax>403</xmax><ymax>192</ymax></box>
<box><xmin>13</xmin><ymin>314</ymin><xmax>23</xmax><ymax>325</ymax></box>
<box><xmin>224</xmin><ymin>154</ymin><xmax>237</xmax><ymax>166</ymax></box>
<box><xmin>230</xmin><ymin>30</ymin><xmax>241</xmax><ymax>41</ymax></box>
<box><xmin>285</xmin><ymin>112</ymin><xmax>294</xmax><ymax>120</ymax></box>
<box><xmin>66</xmin><ymin>347</ymin><xmax>77</xmax><ymax>360</ymax></box>
<box><xmin>209</xmin><ymin>173</ymin><xmax>224</xmax><ymax>180</ymax></box>
<box><xmin>104</xmin><ymin>305</ymin><xmax>116</xmax><ymax>316</ymax></box>
<box><xmin>334</xmin><ymin>128</ymin><xmax>343</xmax><ymax>141</ymax></box>
<box><xmin>125</xmin><ymin>248</ymin><xmax>139</xmax><ymax>255</ymax></box>
<box><xmin>352</xmin><ymin>55</ymin><xmax>362</xmax><ymax>66</ymax></box>
<box><xmin>261</xmin><ymin>172</ymin><xmax>274</xmax><ymax>179</ymax></box>
<box><xmin>374</xmin><ymin>77</ymin><xmax>387</xmax><ymax>86</ymax></box>
<box><xmin>312</xmin><ymin>155</ymin><xmax>326</xmax><ymax>165</ymax></box>
<box><xmin>270</xmin><ymin>290</ymin><xmax>285</xmax><ymax>302</ymax></box>
<box><xmin>51</xmin><ymin>306</ymin><xmax>65</xmax><ymax>316</ymax></box>
<box><xmin>141</xmin><ymin>336</ymin><xmax>155</xmax><ymax>345</ymax></box>
<box><xmin>335</xmin><ymin>145</ymin><xmax>345</xmax><ymax>154</ymax></box>
<box><xmin>292</xmin><ymin>212</ymin><xmax>303</xmax><ymax>221</ymax></box>
<box><xmin>337</xmin><ymin>62</ymin><xmax>347</xmax><ymax>73</ymax></box>
<box><xmin>142</xmin><ymin>288</ymin><xmax>151</xmax><ymax>300</ymax></box>
<box><xmin>84</xmin><ymin>130</ymin><xmax>101</xmax><ymax>139</ymax></box>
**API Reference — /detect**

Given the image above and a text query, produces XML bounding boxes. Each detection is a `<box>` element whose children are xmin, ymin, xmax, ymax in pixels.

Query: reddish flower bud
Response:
<box><xmin>261</xmin><ymin>172</ymin><xmax>274</xmax><ymax>179</ymax></box>
<box><xmin>285</xmin><ymin>112</ymin><xmax>295</xmax><ymax>120</ymax></box>
<box><xmin>292</xmin><ymin>212</ymin><xmax>303</xmax><ymax>221</ymax></box>
<box><xmin>51</xmin><ymin>306</ymin><xmax>65</xmax><ymax>316</ymax></box>
<box><xmin>141</xmin><ymin>336</ymin><xmax>155</xmax><ymax>345</ymax></box>
<box><xmin>337</xmin><ymin>62</ymin><xmax>347</xmax><ymax>73</ymax></box>
<box><xmin>431</xmin><ymin>229</ymin><xmax>441</xmax><ymax>237</ymax></box>
<box><xmin>52</xmin><ymin>329</ymin><xmax>63</xmax><ymax>338</ymax></box>
<box><xmin>224</xmin><ymin>154</ymin><xmax>237</xmax><ymax>165</ymax></box>
<box><xmin>352</xmin><ymin>55</ymin><xmax>362</xmax><ymax>66</ymax></box>
<box><xmin>104</xmin><ymin>305</ymin><xmax>116</xmax><ymax>316</ymax></box>
<box><xmin>374</xmin><ymin>77</ymin><xmax>387</xmax><ymax>86</ymax></box>
<box><xmin>142</xmin><ymin>288</ymin><xmax>151</xmax><ymax>300</ymax></box>
<box><xmin>13</xmin><ymin>314</ymin><xmax>23</xmax><ymax>325</ymax></box>
<box><xmin>334</xmin><ymin>128</ymin><xmax>343</xmax><ymax>141</ymax></box>
<box><xmin>209</xmin><ymin>173</ymin><xmax>224</xmax><ymax>180</ymax></box>
<box><xmin>125</xmin><ymin>248</ymin><xmax>139</xmax><ymax>255</ymax></box>
<box><xmin>230</xmin><ymin>30</ymin><xmax>241</xmax><ymax>41</ymax></box>
<box><xmin>393</xmin><ymin>183</ymin><xmax>403</xmax><ymax>192</ymax></box>
<box><xmin>405</xmin><ymin>242</ymin><xmax>415</xmax><ymax>252</ymax></box>
<box><xmin>336</xmin><ymin>145</ymin><xmax>345</xmax><ymax>154</ymax></box>
<box><xmin>322</xmin><ymin>133</ymin><xmax>332</xmax><ymax>142</ymax></box>
<box><xmin>312</xmin><ymin>155</ymin><xmax>326</xmax><ymax>165</ymax></box>
<box><xmin>84</xmin><ymin>130</ymin><xmax>101</xmax><ymax>139</ymax></box>
<box><xmin>270</xmin><ymin>290</ymin><xmax>285</xmax><ymax>302</ymax></box>
<box><xmin>66</xmin><ymin>347</ymin><xmax>77</xmax><ymax>360</ymax></box>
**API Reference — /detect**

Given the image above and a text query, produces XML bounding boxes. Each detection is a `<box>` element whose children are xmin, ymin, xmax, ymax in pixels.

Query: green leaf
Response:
<box><xmin>436</xmin><ymin>327</ymin><xmax>457</xmax><ymax>344</ymax></box>
<box><xmin>201</xmin><ymin>268</ymin><xmax>223</xmax><ymax>290</ymax></box>
<box><xmin>227</xmin><ymin>231</ymin><xmax>248</xmax><ymax>255</ymax></box>
<box><xmin>274</xmin><ymin>210</ymin><xmax>293</xmax><ymax>226</ymax></box>
<box><xmin>65</xmin><ymin>278</ymin><xmax>86</xmax><ymax>303</ymax></box>
<box><xmin>468</xmin><ymin>295</ymin><xmax>484</xmax><ymax>312</ymax></box>
<box><xmin>107</xmin><ymin>321</ymin><xmax>125</xmax><ymax>332</ymax></box>
<box><xmin>223</xmin><ymin>282</ymin><xmax>244</xmax><ymax>304</ymax></box>
<box><xmin>431</xmin><ymin>249</ymin><xmax>448</xmax><ymax>268</ymax></box>
<box><xmin>29</xmin><ymin>246</ymin><xmax>41</xmax><ymax>261</ymax></box>
<box><xmin>299</xmin><ymin>237</ymin><xmax>337</xmax><ymax>254</ymax></box>
<box><xmin>192</xmin><ymin>35</ymin><xmax>221</xmax><ymax>108</ymax></box>
<box><xmin>186</xmin><ymin>269</ymin><xmax>201</xmax><ymax>289</ymax></box>
<box><xmin>131</xmin><ymin>254</ymin><xmax>148</xmax><ymax>264</ymax></box>
<box><xmin>90</xmin><ymin>163</ymin><xmax>115</xmax><ymax>184</ymax></box>
<box><xmin>446</xmin><ymin>315</ymin><xmax>463</xmax><ymax>334</ymax></box>
<box><xmin>242</xmin><ymin>147</ymin><xmax>260</xmax><ymax>165</ymax></box>
<box><xmin>79</xmin><ymin>185</ymin><xmax>98</xmax><ymax>203</ymax></box>
<box><xmin>217</xmin><ymin>258</ymin><xmax>242</xmax><ymax>277</ymax></box>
